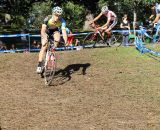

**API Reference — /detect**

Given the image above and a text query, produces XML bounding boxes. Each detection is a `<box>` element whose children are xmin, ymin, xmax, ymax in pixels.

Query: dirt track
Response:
<box><xmin>1</xmin><ymin>48</ymin><xmax>160</xmax><ymax>130</ymax></box>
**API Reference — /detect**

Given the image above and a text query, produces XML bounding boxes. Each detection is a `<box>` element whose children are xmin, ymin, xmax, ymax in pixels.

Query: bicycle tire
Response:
<box><xmin>109</xmin><ymin>34</ymin><xmax>122</xmax><ymax>47</ymax></box>
<box><xmin>44</xmin><ymin>45</ymin><xmax>56</xmax><ymax>86</ymax></box>
<box><xmin>83</xmin><ymin>32</ymin><xmax>102</xmax><ymax>48</ymax></box>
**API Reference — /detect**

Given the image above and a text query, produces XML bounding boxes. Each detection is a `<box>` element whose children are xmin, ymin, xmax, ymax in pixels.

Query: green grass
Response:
<box><xmin>88</xmin><ymin>46</ymin><xmax>160</xmax><ymax>101</ymax></box>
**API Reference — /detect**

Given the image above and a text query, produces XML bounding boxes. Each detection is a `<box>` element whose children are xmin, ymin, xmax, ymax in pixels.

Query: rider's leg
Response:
<box><xmin>105</xmin><ymin>29</ymin><xmax>111</xmax><ymax>38</ymax></box>
<box><xmin>53</xmin><ymin>31</ymin><xmax>61</xmax><ymax>48</ymax></box>
<box><xmin>105</xmin><ymin>19</ymin><xmax>117</xmax><ymax>36</ymax></box>
<box><xmin>105</xmin><ymin>19</ymin><xmax>117</xmax><ymax>42</ymax></box>
<box><xmin>104</xmin><ymin>28</ymin><xmax>112</xmax><ymax>45</ymax></box>
<box><xmin>36</xmin><ymin>35</ymin><xmax>48</xmax><ymax>73</ymax></box>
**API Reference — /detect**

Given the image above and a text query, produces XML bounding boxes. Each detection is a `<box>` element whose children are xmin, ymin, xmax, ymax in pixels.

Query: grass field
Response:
<box><xmin>1</xmin><ymin>46</ymin><xmax>160</xmax><ymax>130</ymax></box>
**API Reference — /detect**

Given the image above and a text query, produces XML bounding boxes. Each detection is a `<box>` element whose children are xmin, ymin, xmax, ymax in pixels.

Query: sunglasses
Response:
<box><xmin>54</xmin><ymin>13</ymin><xmax>61</xmax><ymax>17</ymax></box>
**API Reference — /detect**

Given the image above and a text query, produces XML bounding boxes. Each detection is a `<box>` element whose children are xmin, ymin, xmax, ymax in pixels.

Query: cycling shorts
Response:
<box><xmin>109</xmin><ymin>18</ymin><xmax>118</xmax><ymax>29</ymax></box>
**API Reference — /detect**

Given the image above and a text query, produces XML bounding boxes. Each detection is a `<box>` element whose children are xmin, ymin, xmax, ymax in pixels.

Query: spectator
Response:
<box><xmin>5</xmin><ymin>13</ymin><xmax>11</xmax><ymax>25</ymax></box>
<box><xmin>75</xmin><ymin>38</ymin><xmax>80</xmax><ymax>46</ymax></box>
<box><xmin>31</xmin><ymin>40</ymin><xmax>41</xmax><ymax>49</ymax></box>
<box><xmin>0</xmin><ymin>43</ymin><xmax>7</xmax><ymax>51</ymax></box>
<box><xmin>36</xmin><ymin>42</ymin><xmax>41</xmax><ymax>49</ymax></box>
<box><xmin>0</xmin><ymin>41</ymin><xmax>7</xmax><ymax>51</ymax></box>
<box><xmin>0</xmin><ymin>41</ymin><xmax>3</xmax><ymax>49</ymax></box>
<box><xmin>9</xmin><ymin>44</ymin><xmax>16</xmax><ymax>53</ymax></box>
<box><xmin>31</xmin><ymin>40</ymin><xmax>38</xmax><ymax>49</ymax></box>
<box><xmin>120</xmin><ymin>14</ymin><xmax>130</xmax><ymax>46</ymax></box>
<box><xmin>21</xmin><ymin>29</ymin><xmax>28</xmax><ymax>49</ymax></box>
<box><xmin>10</xmin><ymin>44</ymin><xmax>16</xmax><ymax>50</ymax></box>
<box><xmin>66</xmin><ymin>28</ymin><xmax>74</xmax><ymax>46</ymax></box>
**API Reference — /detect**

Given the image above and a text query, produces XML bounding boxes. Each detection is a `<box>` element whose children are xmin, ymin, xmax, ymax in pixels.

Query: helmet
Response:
<box><xmin>101</xmin><ymin>6</ymin><xmax>108</xmax><ymax>13</ymax></box>
<box><xmin>52</xmin><ymin>6</ymin><xmax>63</xmax><ymax>15</ymax></box>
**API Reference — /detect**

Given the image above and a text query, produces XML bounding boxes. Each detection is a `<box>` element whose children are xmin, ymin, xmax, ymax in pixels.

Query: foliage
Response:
<box><xmin>97</xmin><ymin>0</ymin><xmax>109</xmax><ymax>9</ymax></box>
<box><xmin>11</xmin><ymin>15</ymin><xmax>26</xmax><ymax>29</ymax></box>
<box><xmin>62</xmin><ymin>1</ymin><xmax>85</xmax><ymax>31</ymax></box>
<box><xmin>28</xmin><ymin>1</ymin><xmax>51</xmax><ymax>30</ymax></box>
<box><xmin>1</xmin><ymin>0</ymin><xmax>160</xmax><ymax>31</ymax></box>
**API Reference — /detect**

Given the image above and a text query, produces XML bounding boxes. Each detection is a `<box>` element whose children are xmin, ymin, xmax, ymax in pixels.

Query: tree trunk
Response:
<box><xmin>83</xmin><ymin>13</ymin><xmax>94</xmax><ymax>31</ymax></box>
<box><xmin>133</xmin><ymin>10</ymin><xmax>137</xmax><ymax>35</ymax></box>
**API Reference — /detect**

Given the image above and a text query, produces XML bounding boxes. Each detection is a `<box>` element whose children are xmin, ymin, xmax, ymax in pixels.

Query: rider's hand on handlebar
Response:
<box><xmin>96</xmin><ymin>27</ymin><xmax>102</xmax><ymax>31</ymax></box>
<box><xmin>149</xmin><ymin>22</ymin><xmax>154</xmax><ymax>28</ymax></box>
<box><xmin>145</xmin><ymin>19</ymin><xmax>152</xmax><ymax>25</ymax></box>
<box><xmin>148</xmin><ymin>20</ymin><xmax>152</xmax><ymax>24</ymax></box>
<box><xmin>100</xmin><ymin>26</ymin><xmax>107</xmax><ymax>31</ymax></box>
<box><xmin>89</xmin><ymin>21</ymin><xmax>94</xmax><ymax>25</ymax></box>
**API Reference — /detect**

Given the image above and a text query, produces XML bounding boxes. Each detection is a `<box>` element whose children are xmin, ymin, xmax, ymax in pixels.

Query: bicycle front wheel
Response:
<box><xmin>83</xmin><ymin>33</ymin><xmax>100</xmax><ymax>48</ymax></box>
<box><xmin>44</xmin><ymin>52</ymin><xmax>56</xmax><ymax>86</ymax></box>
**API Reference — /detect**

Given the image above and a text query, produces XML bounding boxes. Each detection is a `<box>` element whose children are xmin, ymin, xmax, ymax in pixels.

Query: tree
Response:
<box><xmin>0</xmin><ymin>0</ymin><xmax>49</xmax><ymax>29</ymax></box>
<box><xmin>1</xmin><ymin>0</ymin><xmax>160</xmax><ymax>31</ymax></box>
<box><xmin>28</xmin><ymin>1</ymin><xmax>51</xmax><ymax>29</ymax></box>
<box><xmin>62</xmin><ymin>1</ymin><xmax>85</xmax><ymax>31</ymax></box>
<box><xmin>119</xmin><ymin>0</ymin><xmax>156</xmax><ymax>33</ymax></box>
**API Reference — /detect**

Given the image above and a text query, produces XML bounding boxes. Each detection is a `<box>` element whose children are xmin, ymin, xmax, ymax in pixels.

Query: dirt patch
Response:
<box><xmin>1</xmin><ymin>48</ymin><xmax>160</xmax><ymax>130</ymax></box>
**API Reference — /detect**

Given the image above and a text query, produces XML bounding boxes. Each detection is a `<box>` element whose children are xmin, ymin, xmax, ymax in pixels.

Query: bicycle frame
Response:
<box><xmin>90</xmin><ymin>23</ymin><xmax>104</xmax><ymax>40</ymax></box>
<box><xmin>82</xmin><ymin>23</ymin><xmax>110</xmax><ymax>48</ymax></box>
<box><xmin>43</xmin><ymin>38</ymin><xmax>57</xmax><ymax>86</ymax></box>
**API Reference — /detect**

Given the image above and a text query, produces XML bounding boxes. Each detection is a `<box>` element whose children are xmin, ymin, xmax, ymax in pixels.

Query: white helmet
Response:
<box><xmin>101</xmin><ymin>6</ymin><xmax>108</xmax><ymax>13</ymax></box>
<box><xmin>52</xmin><ymin>6</ymin><xmax>63</xmax><ymax>15</ymax></box>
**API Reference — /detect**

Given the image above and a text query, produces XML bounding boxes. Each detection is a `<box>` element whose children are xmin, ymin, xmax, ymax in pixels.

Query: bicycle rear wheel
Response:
<box><xmin>108</xmin><ymin>34</ymin><xmax>122</xmax><ymax>47</ymax></box>
<box><xmin>44</xmin><ymin>51</ymin><xmax>56</xmax><ymax>86</ymax></box>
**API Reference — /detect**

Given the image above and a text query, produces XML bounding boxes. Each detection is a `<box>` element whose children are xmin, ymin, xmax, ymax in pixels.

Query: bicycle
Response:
<box><xmin>82</xmin><ymin>23</ymin><xmax>121</xmax><ymax>48</ymax></box>
<box><xmin>41</xmin><ymin>37</ymin><xmax>57</xmax><ymax>86</ymax></box>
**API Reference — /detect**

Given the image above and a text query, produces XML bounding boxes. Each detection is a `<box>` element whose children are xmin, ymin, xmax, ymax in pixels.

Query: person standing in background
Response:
<box><xmin>120</xmin><ymin>14</ymin><xmax>130</xmax><ymax>46</ymax></box>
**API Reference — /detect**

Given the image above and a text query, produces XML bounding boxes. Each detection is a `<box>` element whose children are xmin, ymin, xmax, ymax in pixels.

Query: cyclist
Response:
<box><xmin>36</xmin><ymin>6</ymin><xmax>68</xmax><ymax>74</ymax></box>
<box><xmin>89</xmin><ymin>5</ymin><xmax>117</xmax><ymax>37</ymax></box>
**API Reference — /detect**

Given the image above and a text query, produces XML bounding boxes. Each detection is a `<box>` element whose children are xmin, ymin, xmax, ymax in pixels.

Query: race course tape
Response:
<box><xmin>0</xmin><ymin>46</ymin><xmax>83</xmax><ymax>53</ymax></box>
<box><xmin>0</xmin><ymin>30</ymin><xmax>140</xmax><ymax>38</ymax></box>
<box><xmin>135</xmin><ymin>36</ymin><xmax>160</xmax><ymax>56</ymax></box>
<box><xmin>0</xmin><ymin>34</ymin><xmax>29</xmax><ymax>38</ymax></box>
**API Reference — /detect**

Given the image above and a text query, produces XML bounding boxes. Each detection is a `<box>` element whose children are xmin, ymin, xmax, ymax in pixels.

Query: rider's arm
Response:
<box><xmin>149</xmin><ymin>14</ymin><xmax>155</xmax><ymax>20</ymax></box>
<box><xmin>62</xmin><ymin>29</ymin><xmax>68</xmax><ymax>44</ymax></box>
<box><xmin>101</xmin><ymin>18</ymin><xmax>111</xmax><ymax>29</ymax></box>
<box><xmin>40</xmin><ymin>24</ymin><xmax>48</xmax><ymax>46</ymax></box>
<box><xmin>61</xmin><ymin>18</ymin><xmax>68</xmax><ymax>44</ymax></box>
<box><xmin>92</xmin><ymin>12</ymin><xmax>103</xmax><ymax>23</ymax></box>
<box><xmin>153</xmin><ymin>14</ymin><xmax>160</xmax><ymax>23</ymax></box>
<box><xmin>149</xmin><ymin>6</ymin><xmax>156</xmax><ymax>20</ymax></box>
<box><xmin>101</xmin><ymin>12</ymin><xmax>112</xmax><ymax>29</ymax></box>
<box><xmin>41</xmin><ymin>24</ymin><xmax>47</xmax><ymax>36</ymax></box>
<box><xmin>41</xmin><ymin>16</ymin><xmax>49</xmax><ymax>38</ymax></box>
